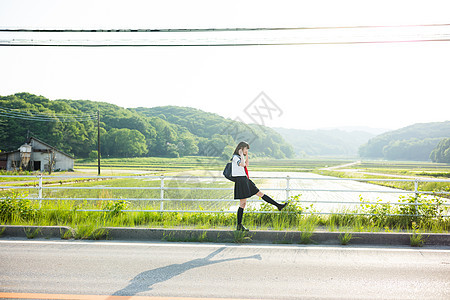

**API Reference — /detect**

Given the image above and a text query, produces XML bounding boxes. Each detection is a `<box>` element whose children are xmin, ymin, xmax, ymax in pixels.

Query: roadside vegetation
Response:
<box><xmin>1</xmin><ymin>158</ymin><xmax>449</xmax><ymax>240</ymax></box>
<box><xmin>1</xmin><ymin>190</ymin><xmax>448</xmax><ymax>240</ymax></box>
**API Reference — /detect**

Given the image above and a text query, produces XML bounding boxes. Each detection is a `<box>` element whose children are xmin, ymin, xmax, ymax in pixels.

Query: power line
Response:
<box><xmin>0</xmin><ymin>112</ymin><xmax>96</xmax><ymax>122</ymax></box>
<box><xmin>0</xmin><ymin>108</ymin><xmax>97</xmax><ymax>120</ymax></box>
<box><xmin>1</xmin><ymin>23</ymin><xmax>449</xmax><ymax>32</ymax></box>
<box><xmin>0</xmin><ymin>106</ymin><xmax>97</xmax><ymax>122</ymax></box>
<box><xmin>1</xmin><ymin>39</ymin><xmax>449</xmax><ymax>47</ymax></box>
<box><xmin>1</xmin><ymin>23</ymin><xmax>449</xmax><ymax>47</ymax></box>
<box><xmin>0</xmin><ymin>105</ymin><xmax>97</xmax><ymax>118</ymax></box>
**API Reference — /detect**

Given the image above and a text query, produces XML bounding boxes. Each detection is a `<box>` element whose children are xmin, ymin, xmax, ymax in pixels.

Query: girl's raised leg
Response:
<box><xmin>257</xmin><ymin>191</ymin><xmax>287</xmax><ymax>211</ymax></box>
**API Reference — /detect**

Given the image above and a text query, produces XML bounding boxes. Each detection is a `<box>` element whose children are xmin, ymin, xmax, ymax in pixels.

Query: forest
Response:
<box><xmin>358</xmin><ymin>121</ymin><xmax>450</xmax><ymax>162</ymax></box>
<box><xmin>430</xmin><ymin>138</ymin><xmax>450</xmax><ymax>163</ymax></box>
<box><xmin>0</xmin><ymin>93</ymin><xmax>294</xmax><ymax>159</ymax></box>
<box><xmin>1</xmin><ymin>93</ymin><xmax>449</xmax><ymax>162</ymax></box>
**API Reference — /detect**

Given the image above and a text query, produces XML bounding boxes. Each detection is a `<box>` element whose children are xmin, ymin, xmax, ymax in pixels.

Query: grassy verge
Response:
<box><xmin>1</xmin><ymin>191</ymin><xmax>448</xmax><ymax>240</ymax></box>
<box><xmin>2</xmin><ymin>159</ymin><xmax>449</xmax><ymax>240</ymax></box>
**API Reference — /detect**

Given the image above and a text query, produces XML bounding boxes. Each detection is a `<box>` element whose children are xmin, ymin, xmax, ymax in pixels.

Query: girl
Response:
<box><xmin>231</xmin><ymin>141</ymin><xmax>288</xmax><ymax>231</ymax></box>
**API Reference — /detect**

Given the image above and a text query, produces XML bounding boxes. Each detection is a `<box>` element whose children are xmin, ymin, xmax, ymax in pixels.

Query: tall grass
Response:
<box><xmin>1</xmin><ymin>191</ymin><xmax>448</xmax><ymax>240</ymax></box>
<box><xmin>2</xmin><ymin>158</ymin><xmax>449</xmax><ymax>240</ymax></box>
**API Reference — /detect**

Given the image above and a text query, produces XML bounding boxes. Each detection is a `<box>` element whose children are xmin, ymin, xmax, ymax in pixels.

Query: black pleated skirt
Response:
<box><xmin>234</xmin><ymin>176</ymin><xmax>259</xmax><ymax>199</ymax></box>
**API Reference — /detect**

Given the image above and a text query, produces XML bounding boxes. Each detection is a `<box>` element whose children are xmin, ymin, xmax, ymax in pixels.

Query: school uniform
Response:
<box><xmin>231</xmin><ymin>154</ymin><xmax>259</xmax><ymax>199</ymax></box>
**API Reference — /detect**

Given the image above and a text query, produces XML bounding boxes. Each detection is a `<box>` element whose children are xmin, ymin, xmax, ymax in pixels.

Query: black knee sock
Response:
<box><xmin>237</xmin><ymin>207</ymin><xmax>244</xmax><ymax>225</ymax></box>
<box><xmin>262</xmin><ymin>194</ymin><xmax>287</xmax><ymax>211</ymax></box>
<box><xmin>262</xmin><ymin>194</ymin><xmax>280</xmax><ymax>207</ymax></box>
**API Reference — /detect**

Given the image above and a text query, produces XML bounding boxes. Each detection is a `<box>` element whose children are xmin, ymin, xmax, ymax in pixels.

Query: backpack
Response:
<box><xmin>223</xmin><ymin>161</ymin><xmax>236</xmax><ymax>182</ymax></box>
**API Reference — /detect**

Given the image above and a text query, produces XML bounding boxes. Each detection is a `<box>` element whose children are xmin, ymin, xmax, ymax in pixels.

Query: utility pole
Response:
<box><xmin>97</xmin><ymin>110</ymin><xmax>101</xmax><ymax>176</ymax></box>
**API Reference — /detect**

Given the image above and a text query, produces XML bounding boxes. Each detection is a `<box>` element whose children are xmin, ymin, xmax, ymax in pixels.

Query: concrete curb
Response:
<box><xmin>1</xmin><ymin>225</ymin><xmax>448</xmax><ymax>246</ymax></box>
<box><xmin>101</xmin><ymin>227</ymin><xmax>450</xmax><ymax>246</ymax></box>
<box><xmin>0</xmin><ymin>225</ymin><xmax>74</xmax><ymax>239</ymax></box>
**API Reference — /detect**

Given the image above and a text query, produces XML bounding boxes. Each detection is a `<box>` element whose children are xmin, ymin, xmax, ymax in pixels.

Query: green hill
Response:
<box><xmin>132</xmin><ymin>106</ymin><xmax>294</xmax><ymax>159</ymax></box>
<box><xmin>0</xmin><ymin>93</ymin><xmax>294</xmax><ymax>159</ymax></box>
<box><xmin>359</xmin><ymin>121</ymin><xmax>450</xmax><ymax>161</ymax></box>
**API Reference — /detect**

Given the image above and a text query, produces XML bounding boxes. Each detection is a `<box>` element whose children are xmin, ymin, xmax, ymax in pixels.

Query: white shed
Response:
<box><xmin>0</xmin><ymin>137</ymin><xmax>74</xmax><ymax>172</ymax></box>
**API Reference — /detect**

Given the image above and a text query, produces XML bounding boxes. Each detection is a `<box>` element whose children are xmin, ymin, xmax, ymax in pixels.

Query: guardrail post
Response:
<box><xmin>160</xmin><ymin>175</ymin><xmax>164</xmax><ymax>211</ymax></box>
<box><xmin>414</xmin><ymin>179</ymin><xmax>419</xmax><ymax>216</ymax></box>
<box><xmin>286</xmin><ymin>175</ymin><xmax>290</xmax><ymax>201</ymax></box>
<box><xmin>38</xmin><ymin>174</ymin><xmax>43</xmax><ymax>208</ymax></box>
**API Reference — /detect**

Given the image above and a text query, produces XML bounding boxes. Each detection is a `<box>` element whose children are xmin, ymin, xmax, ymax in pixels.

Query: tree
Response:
<box><xmin>0</xmin><ymin>94</ymin><xmax>97</xmax><ymax>158</ymax></box>
<box><xmin>198</xmin><ymin>134</ymin><xmax>234</xmax><ymax>157</ymax></box>
<box><xmin>45</xmin><ymin>150</ymin><xmax>56</xmax><ymax>174</ymax></box>
<box><xmin>382</xmin><ymin>138</ymin><xmax>441</xmax><ymax>161</ymax></box>
<box><xmin>221</xmin><ymin>145</ymin><xmax>235</xmax><ymax>160</ymax></box>
<box><xmin>105</xmin><ymin>128</ymin><xmax>148</xmax><ymax>157</ymax></box>
<box><xmin>133</xmin><ymin>106</ymin><xmax>295</xmax><ymax>158</ymax></box>
<box><xmin>166</xmin><ymin>143</ymin><xmax>179</xmax><ymax>158</ymax></box>
<box><xmin>430</xmin><ymin>138</ymin><xmax>450</xmax><ymax>163</ymax></box>
<box><xmin>89</xmin><ymin>150</ymin><xmax>98</xmax><ymax>161</ymax></box>
<box><xmin>0</xmin><ymin>118</ymin><xmax>6</xmax><ymax>142</ymax></box>
<box><xmin>177</xmin><ymin>134</ymin><xmax>199</xmax><ymax>156</ymax></box>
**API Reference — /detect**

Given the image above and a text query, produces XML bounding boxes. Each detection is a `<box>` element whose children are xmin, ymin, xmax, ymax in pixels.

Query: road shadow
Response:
<box><xmin>110</xmin><ymin>247</ymin><xmax>262</xmax><ymax>297</ymax></box>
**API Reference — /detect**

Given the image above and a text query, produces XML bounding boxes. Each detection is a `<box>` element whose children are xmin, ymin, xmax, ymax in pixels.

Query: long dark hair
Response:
<box><xmin>232</xmin><ymin>141</ymin><xmax>250</xmax><ymax>157</ymax></box>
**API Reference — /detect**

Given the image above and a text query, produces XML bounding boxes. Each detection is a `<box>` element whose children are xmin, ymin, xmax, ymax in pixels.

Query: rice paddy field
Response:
<box><xmin>75</xmin><ymin>156</ymin><xmax>353</xmax><ymax>173</ymax></box>
<box><xmin>0</xmin><ymin>157</ymin><xmax>357</xmax><ymax>213</ymax></box>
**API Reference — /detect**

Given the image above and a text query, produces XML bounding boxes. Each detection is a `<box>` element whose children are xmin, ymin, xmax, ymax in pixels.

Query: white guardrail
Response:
<box><xmin>1</xmin><ymin>174</ymin><xmax>449</xmax><ymax>216</ymax></box>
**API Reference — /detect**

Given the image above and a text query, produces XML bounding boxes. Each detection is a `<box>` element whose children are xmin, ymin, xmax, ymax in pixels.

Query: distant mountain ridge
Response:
<box><xmin>274</xmin><ymin>121</ymin><xmax>450</xmax><ymax>160</ymax></box>
<box><xmin>319</xmin><ymin>126</ymin><xmax>391</xmax><ymax>136</ymax></box>
<box><xmin>273</xmin><ymin>127</ymin><xmax>375</xmax><ymax>157</ymax></box>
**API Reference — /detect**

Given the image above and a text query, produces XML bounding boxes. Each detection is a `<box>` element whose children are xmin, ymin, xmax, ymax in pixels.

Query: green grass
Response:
<box><xmin>24</xmin><ymin>227</ymin><xmax>41</xmax><ymax>239</ymax></box>
<box><xmin>1</xmin><ymin>191</ymin><xmax>448</xmax><ymax>240</ymax></box>
<box><xmin>410</xmin><ymin>222</ymin><xmax>425</xmax><ymax>247</ymax></box>
<box><xmin>2</xmin><ymin>157</ymin><xmax>449</xmax><ymax>239</ymax></box>
<box><xmin>0</xmin><ymin>170</ymin><xmax>35</xmax><ymax>181</ymax></box>
<box><xmin>338</xmin><ymin>232</ymin><xmax>353</xmax><ymax>245</ymax></box>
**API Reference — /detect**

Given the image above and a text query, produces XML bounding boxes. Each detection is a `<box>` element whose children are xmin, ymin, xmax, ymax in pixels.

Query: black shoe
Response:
<box><xmin>278</xmin><ymin>202</ymin><xmax>288</xmax><ymax>211</ymax></box>
<box><xmin>236</xmin><ymin>224</ymin><xmax>249</xmax><ymax>231</ymax></box>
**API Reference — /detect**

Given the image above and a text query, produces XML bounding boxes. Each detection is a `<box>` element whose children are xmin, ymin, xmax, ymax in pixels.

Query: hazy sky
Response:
<box><xmin>1</xmin><ymin>0</ymin><xmax>449</xmax><ymax>130</ymax></box>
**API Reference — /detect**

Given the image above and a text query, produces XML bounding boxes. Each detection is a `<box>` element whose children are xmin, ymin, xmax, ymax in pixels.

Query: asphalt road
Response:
<box><xmin>1</xmin><ymin>239</ymin><xmax>449</xmax><ymax>299</ymax></box>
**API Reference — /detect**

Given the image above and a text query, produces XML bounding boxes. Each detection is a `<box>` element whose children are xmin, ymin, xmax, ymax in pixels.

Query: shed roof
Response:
<box><xmin>27</xmin><ymin>136</ymin><xmax>75</xmax><ymax>159</ymax></box>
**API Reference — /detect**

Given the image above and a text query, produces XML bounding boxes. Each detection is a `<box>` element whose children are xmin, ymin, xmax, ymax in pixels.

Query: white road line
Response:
<box><xmin>1</xmin><ymin>239</ymin><xmax>449</xmax><ymax>253</ymax></box>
